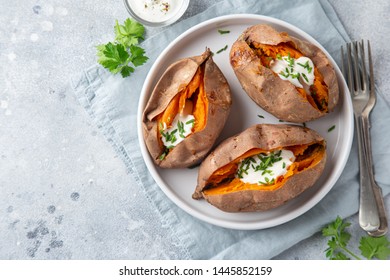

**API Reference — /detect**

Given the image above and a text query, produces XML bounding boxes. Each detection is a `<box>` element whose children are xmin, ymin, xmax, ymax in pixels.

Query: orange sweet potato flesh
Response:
<box><xmin>157</xmin><ymin>66</ymin><xmax>208</xmax><ymax>146</ymax></box>
<box><xmin>251</xmin><ymin>42</ymin><xmax>329</xmax><ymax>112</ymax></box>
<box><xmin>203</xmin><ymin>143</ymin><xmax>325</xmax><ymax>196</ymax></box>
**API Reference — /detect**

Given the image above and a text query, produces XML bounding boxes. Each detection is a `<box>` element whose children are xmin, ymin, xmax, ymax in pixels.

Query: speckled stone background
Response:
<box><xmin>0</xmin><ymin>0</ymin><xmax>389</xmax><ymax>259</ymax></box>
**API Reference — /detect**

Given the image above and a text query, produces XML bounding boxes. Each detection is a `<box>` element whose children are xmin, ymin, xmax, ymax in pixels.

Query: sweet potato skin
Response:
<box><xmin>230</xmin><ymin>24</ymin><xmax>339</xmax><ymax>123</ymax></box>
<box><xmin>193</xmin><ymin>124</ymin><xmax>327</xmax><ymax>212</ymax></box>
<box><xmin>142</xmin><ymin>49</ymin><xmax>232</xmax><ymax>168</ymax></box>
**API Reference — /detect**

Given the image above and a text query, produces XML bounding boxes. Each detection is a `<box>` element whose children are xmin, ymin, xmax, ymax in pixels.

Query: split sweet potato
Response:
<box><xmin>230</xmin><ymin>24</ymin><xmax>339</xmax><ymax>123</ymax></box>
<box><xmin>142</xmin><ymin>49</ymin><xmax>232</xmax><ymax>168</ymax></box>
<box><xmin>193</xmin><ymin>124</ymin><xmax>326</xmax><ymax>212</ymax></box>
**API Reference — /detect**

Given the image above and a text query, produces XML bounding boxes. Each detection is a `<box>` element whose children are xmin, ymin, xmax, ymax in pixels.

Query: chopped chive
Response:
<box><xmin>279</xmin><ymin>119</ymin><xmax>284</xmax><ymax>122</ymax></box>
<box><xmin>159</xmin><ymin>149</ymin><xmax>167</xmax><ymax>160</ymax></box>
<box><xmin>257</xmin><ymin>114</ymin><xmax>265</xmax><ymax>119</ymax></box>
<box><xmin>288</xmin><ymin>58</ymin><xmax>295</xmax><ymax>67</ymax></box>
<box><xmin>282</xmin><ymin>162</ymin><xmax>286</xmax><ymax>169</ymax></box>
<box><xmin>328</xmin><ymin>125</ymin><xmax>336</xmax><ymax>132</ymax></box>
<box><xmin>185</xmin><ymin>119</ymin><xmax>195</xmax><ymax>125</ymax></box>
<box><xmin>177</xmin><ymin>121</ymin><xmax>184</xmax><ymax>134</ymax></box>
<box><xmin>276</xmin><ymin>54</ymin><xmax>282</xmax><ymax>60</ymax></box>
<box><xmin>302</xmin><ymin>122</ymin><xmax>306</xmax><ymax>127</ymax></box>
<box><xmin>291</xmin><ymin>72</ymin><xmax>300</xmax><ymax>79</ymax></box>
<box><xmin>218</xmin><ymin>29</ymin><xmax>230</xmax><ymax>34</ymax></box>
<box><xmin>280</xmin><ymin>71</ymin><xmax>289</xmax><ymax>78</ymax></box>
<box><xmin>301</xmin><ymin>72</ymin><xmax>309</xmax><ymax>83</ymax></box>
<box><xmin>216</xmin><ymin>45</ymin><xmax>228</xmax><ymax>54</ymax></box>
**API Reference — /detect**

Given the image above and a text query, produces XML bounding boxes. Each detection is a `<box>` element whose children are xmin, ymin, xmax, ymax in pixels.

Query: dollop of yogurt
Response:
<box><xmin>270</xmin><ymin>56</ymin><xmax>315</xmax><ymax>88</ymax></box>
<box><xmin>236</xmin><ymin>150</ymin><xmax>295</xmax><ymax>185</ymax></box>
<box><xmin>160</xmin><ymin>114</ymin><xmax>195</xmax><ymax>148</ymax></box>
<box><xmin>127</xmin><ymin>0</ymin><xmax>184</xmax><ymax>23</ymax></box>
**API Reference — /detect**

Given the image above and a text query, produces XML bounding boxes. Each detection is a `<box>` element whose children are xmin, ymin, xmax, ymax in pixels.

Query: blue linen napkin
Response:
<box><xmin>71</xmin><ymin>0</ymin><xmax>390</xmax><ymax>259</ymax></box>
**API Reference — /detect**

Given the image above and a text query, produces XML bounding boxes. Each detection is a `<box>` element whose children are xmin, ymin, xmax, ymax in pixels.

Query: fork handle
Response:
<box><xmin>356</xmin><ymin>115</ymin><xmax>380</xmax><ymax>232</ymax></box>
<box><xmin>361</xmin><ymin>114</ymin><xmax>388</xmax><ymax>235</ymax></box>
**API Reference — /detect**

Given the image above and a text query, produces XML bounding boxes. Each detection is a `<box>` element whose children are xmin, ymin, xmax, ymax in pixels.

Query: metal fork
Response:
<box><xmin>341</xmin><ymin>40</ymin><xmax>388</xmax><ymax>236</ymax></box>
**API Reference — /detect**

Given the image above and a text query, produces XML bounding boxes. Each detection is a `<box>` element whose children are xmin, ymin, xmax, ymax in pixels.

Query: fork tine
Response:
<box><xmin>359</xmin><ymin>40</ymin><xmax>368</xmax><ymax>93</ymax></box>
<box><xmin>367</xmin><ymin>40</ymin><xmax>374</xmax><ymax>94</ymax></box>
<box><xmin>352</xmin><ymin>41</ymin><xmax>362</xmax><ymax>93</ymax></box>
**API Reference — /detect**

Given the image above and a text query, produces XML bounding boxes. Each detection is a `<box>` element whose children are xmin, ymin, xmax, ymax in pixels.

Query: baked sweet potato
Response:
<box><xmin>230</xmin><ymin>24</ymin><xmax>339</xmax><ymax>123</ymax></box>
<box><xmin>142</xmin><ymin>49</ymin><xmax>232</xmax><ymax>168</ymax></box>
<box><xmin>192</xmin><ymin>124</ymin><xmax>326</xmax><ymax>212</ymax></box>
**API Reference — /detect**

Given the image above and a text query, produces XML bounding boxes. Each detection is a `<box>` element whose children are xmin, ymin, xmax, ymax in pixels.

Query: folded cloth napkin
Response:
<box><xmin>71</xmin><ymin>0</ymin><xmax>390</xmax><ymax>259</ymax></box>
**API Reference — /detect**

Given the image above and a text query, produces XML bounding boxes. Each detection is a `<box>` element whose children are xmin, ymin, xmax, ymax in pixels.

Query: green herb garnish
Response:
<box><xmin>280</xmin><ymin>71</ymin><xmax>289</xmax><ymax>78</ymax></box>
<box><xmin>328</xmin><ymin>125</ymin><xmax>336</xmax><ymax>132</ymax></box>
<box><xmin>96</xmin><ymin>18</ymin><xmax>148</xmax><ymax>78</ymax></box>
<box><xmin>297</xmin><ymin>60</ymin><xmax>313</xmax><ymax>73</ymax></box>
<box><xmin>238</xmin><ymin>151</ymin><xmax>282</xmax><ymax>178</ymax></box>
<box><xmin>284</xmin><ymin>53</ymin><xmax>295</xmax><ymax>67</ymax></box>
<box><xmin>291</xmin><ymin>72</ymin><xmax>300</xmax><ymax>80</ymax></box>
<box><xmin>216</xmin><ymin>45</ymin><xmax>228</xmax><ymax>54</ymax></box>
<box><xmin>301</xmin><ymin>72</ymin><xmax>309</xmax><ymax>83</ymax></box>
<box><xmin>257</xmin><ymin>114</ymin><xmax>265</xmax><ymax>119</ymax></box>
<box><xmin>161</xmin><ymin>129</ymin><xmax>178</xmax><ymax>144</ymax></box>
<box><xmin>186</xmin><ymin>119</ymin><xmax>195</xmax><ymax>127</ymax></box>
<box><xmin>322</xmin><ymin>216</ymin><xmax>390</xmax><ymax>260</ymax></box>
<box><xmin>177</xmin><ymin>120</ymin><xmax>185</xmax><ymax>138</ymax></box>
<box><xmin>159</xmin><ymin>149</ymin><xmax>168</xmax><ymax>160</ymax></box>
<box><xmin>218</xmin><ymin>29</ymin><xmax>230</xmax><ymax>34</ymax></box>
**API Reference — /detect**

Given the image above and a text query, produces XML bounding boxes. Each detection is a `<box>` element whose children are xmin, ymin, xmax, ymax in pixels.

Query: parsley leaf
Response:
<box><xmin>114</xmin><ymin>19</ymin><xmax>145</xmax><ymax>47</ymax></box>
<box><xmin>322</xmin><ymin>216</ymin><xmax>390</xmax><ymax>260</ymax></box>
<box><xmin>96</xmin><ymin>18</ymin><xmax>148</xmax><ymax>78</ymax></box>
<box><xmin>97</xmin><ymin>42</ymin><xmax>130</xmax><ymax>74</ymax></box>
<box><xmin>359</xmin><ymin>236</ymin><xmax>390</xmax><ymax>260</ymax></box>
<box><xmin>129</xmin><ymin>45</ymin><xmax>148</xmax><ymax>67</ymax></box>
<box><xmin>322</xmin><ymin>216</ymin><xmax>360</xmax><ymax>260</ymax></box>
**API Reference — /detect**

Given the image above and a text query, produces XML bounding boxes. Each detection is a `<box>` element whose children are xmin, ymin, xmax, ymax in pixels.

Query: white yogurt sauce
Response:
<box><xmin>161</xmin><ymin>114</ymin><xmax>195</xmax><ymax>148</ymax></box>
<box><xmin>270</xmin><ymin>56</ymin><xmax>315</xmax><ymax>88</ymax></box>
<box><xmin>127</xmin><ymin>0</ymin><xmax>183</xmax><ymax>23</ymax></box>
<box><xmin>236</xmin><ymin>150</ymin><xmax>295</xmax><ymax>185</ymax></box>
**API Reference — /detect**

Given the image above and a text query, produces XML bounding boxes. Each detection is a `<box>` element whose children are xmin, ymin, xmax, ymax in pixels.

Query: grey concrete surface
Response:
<box><xmin>0</xmin><ymin>0</ymin><xmax>389</xmax><ymax>259</ymax></box>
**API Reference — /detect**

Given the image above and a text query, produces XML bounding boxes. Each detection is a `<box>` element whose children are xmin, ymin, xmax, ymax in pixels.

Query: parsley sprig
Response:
<box><xmin>322</xmin><ymin>216</ymin><xmax>390</xmax><ymax>260</ymax></box>
<box><xmin>96</xmin><ymin>19</ymin><xmax>148</xmax><ymax>78</ymax></box>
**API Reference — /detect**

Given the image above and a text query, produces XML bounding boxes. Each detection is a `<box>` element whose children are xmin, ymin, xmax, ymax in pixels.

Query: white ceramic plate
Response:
<box><xmin>137</xmin><ymin>14</ymin><xmax>353</xmax><ymax>230</ymax></box>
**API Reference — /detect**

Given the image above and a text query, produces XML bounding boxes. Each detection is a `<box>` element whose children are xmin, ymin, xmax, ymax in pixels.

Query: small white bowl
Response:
<box><xmin>123</xmin><ymin>0</ymin><xmax>190</xmax><ymax>27</ymax></box>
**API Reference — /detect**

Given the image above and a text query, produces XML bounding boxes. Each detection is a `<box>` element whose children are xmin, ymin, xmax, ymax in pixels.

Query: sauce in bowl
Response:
<box><xmin>124</xmin><ymin>0</ymin><xmax>189</xmax><ymax>27</ymax></box>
